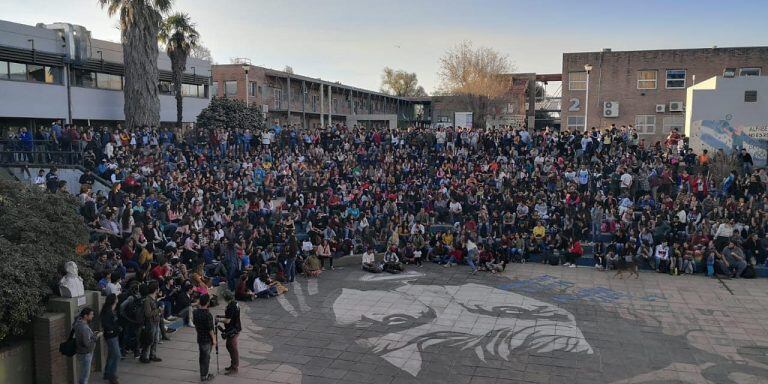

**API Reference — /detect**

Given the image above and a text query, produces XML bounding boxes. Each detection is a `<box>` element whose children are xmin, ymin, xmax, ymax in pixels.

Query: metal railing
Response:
<box><xmin>0</xmin><ymin>139</ymin><xmax>86</xmax><ymax>166</ymax></box>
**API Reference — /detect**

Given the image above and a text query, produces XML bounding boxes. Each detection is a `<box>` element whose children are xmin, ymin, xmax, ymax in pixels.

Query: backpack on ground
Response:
<box><xmin>741</xmin><ymin>265</ymin><xmax>756</xmax><ymax>279</ymax></box>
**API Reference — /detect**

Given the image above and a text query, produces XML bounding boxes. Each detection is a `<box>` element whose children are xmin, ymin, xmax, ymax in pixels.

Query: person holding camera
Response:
<box><xmin>193</xmin><ymin>294</ymin><xmax>215</xmax><ymax>381</ymax></box>
<box><xmin>216</xmin><ymin>290</ymin><xmax>241</xmax><ymax>375</ymax></box>
<box><xmin>74</xmin><ymin>307</ymin><xmax>101</xmax><ymax>384</ymax></box>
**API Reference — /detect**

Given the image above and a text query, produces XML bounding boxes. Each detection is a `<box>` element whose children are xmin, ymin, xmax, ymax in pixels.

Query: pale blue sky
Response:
<box><xmin>4</xmin><ymin>0</ymin><xmax>767</xmax><ymax>93</ymax></box>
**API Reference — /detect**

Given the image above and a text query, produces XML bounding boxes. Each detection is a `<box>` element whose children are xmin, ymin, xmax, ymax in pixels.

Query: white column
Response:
<box><xmin>320</xmin><ymin>83</ymin><xmax>324</xmax><ymax>127</ymax></box>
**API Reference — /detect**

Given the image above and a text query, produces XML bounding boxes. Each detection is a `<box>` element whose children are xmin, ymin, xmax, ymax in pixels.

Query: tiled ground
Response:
<box><xmin>120</xmin><ymin>263</ymin><xmax>768</xmax><ymax>383</ymax></box>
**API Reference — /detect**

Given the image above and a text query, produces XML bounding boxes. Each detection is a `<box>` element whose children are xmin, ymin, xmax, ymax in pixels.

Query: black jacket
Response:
<box><xmin>100</xmin><ymin>307</ymin><xmax>120</xmax><ymax>339</ymax></box>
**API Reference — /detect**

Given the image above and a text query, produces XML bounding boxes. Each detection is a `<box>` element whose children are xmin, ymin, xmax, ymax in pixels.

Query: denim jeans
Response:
<box><xmin>77</xmin><ymin>352</ymin><xmax>93</xmax><ymax>384</ymax></box>
<box><xmin>105</xmin><ymin>337</ymin><xmax>120</xmax><ymax>379</ymax></box>
<box><xmin>285</xmin><ymin>258</ymin><xmax>297</xmax><ymax>282</ymax></box>
<box><xmin>198</xmin><ymin>342</ymin><xmax>212</xmax><ymax>378</ymax></box>
<box><xmin>141</xmin><ymin>324</ymin><xmax>159</xmax><ymax>360</ymax></box>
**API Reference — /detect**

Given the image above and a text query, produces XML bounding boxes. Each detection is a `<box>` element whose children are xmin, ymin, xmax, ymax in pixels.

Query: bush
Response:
<box><xmin>0</xmin><ymin>179</ymin><xmax>92</xmax><ymax>342</ymax></box>
<box><xmin>196</xmin><ymin>96</ymin><xmax>265</xmax><ymax>132</ymax></box>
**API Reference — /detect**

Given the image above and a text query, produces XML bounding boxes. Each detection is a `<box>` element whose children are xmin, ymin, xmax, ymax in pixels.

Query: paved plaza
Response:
<box><xmin>121</xmin><ymin>264</ymin><xmax>768</xmax><ymax>384</ymax></box>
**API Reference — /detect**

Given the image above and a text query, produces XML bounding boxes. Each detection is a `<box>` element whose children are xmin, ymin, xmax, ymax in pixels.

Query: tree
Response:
<box><xmin>0</xmin><ymin>180</ymin><xmax>91</xmax><ymax>342</ymax></box>
<box><xmin>159</xmin><ymin>13</ymin><xmax>200</xmax><ymax>128</ymax></box>
<box><xmin>197</xmin><ymin>97</ymin><xmax>265</xmax><ymax>132</ymax></box>
<box><xmin>380</xmin><ymin>67</ymin><xmax>428</xmax><ymax>97</ymax></box>
<box><xmin>99</xmin><ymin>0</ymin><xmax>173</xmax><ymax>129</ymax></box>
<box><xmin>284</xmin><ymin>66</ymin><xmax>294</xmax><ymax>74</ymax></box>
<box><xmin>436</xmin><ymin>41</ymin><xmax>514</xmax><ymax>128</ymax></box>
<box><xmin>190</xmin><ymin>44</ymin><xmax>212</xmax><ymax>62</ymax></box>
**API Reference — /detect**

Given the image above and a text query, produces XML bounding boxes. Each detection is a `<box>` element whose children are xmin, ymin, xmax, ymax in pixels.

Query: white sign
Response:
<box><xmin>454</xmin><ymin>112</ymin><xmax>473</xmax><ymax>129</ymax></box>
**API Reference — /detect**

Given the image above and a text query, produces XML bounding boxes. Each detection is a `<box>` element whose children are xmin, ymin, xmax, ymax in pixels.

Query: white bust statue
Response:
<box><xmin>59</xmin><ymin>261</ymin><xmax>85</xmax><ymax>298</ymax></box>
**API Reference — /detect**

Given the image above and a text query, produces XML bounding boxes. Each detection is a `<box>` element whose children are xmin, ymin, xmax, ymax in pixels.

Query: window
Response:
<box><xmin>723</xmin><ymin>68</ymin><xmax>736</xmax><ymax>78</ymax></box>
<box><xmin>27</xmin><ymin>65</ymin><xmax>46</xmax><ymax>82</ymax></box>
<box><xmin>273</xmin><ymin>89</ymin><xmax>282</xmax><ymax>109</ymax></box>
<box><xmin>96</xmin><ymin>73</ymin><xmax>122</xmax><ymax>90</ymax></box>
<box><xmin>333</xmin><ymin>98</ymin><xmax>338</xmax><ymax>113</ymax></box>
<box><xmin>312</xmin><ymin>95</ymin><xmax>319</xmax><ymax>112</ymax></box>
<box><xmin>745</xmin><ymin>90</ymin><xmax>757</xmax><ymax>103</ymax></box>
<box><xmin>635</xmin><ymin>115</ymin><xmax>656</xmax><ymax>134</ymax></box>
<box><xmin>568</xmin><ymin>71</ymin><xmax>587</xmax><ymax>90</ymax></box>
<box><xmin>566</xmin><ymin>116</ymin><xmax>585</xmax><ymax>130</ymax></box>
<box><xmin>662</xmin><ymin>115</ymin><xmax>684</xmax><ymax>133</ymax></box>
<box><xmin>637</xmin><ymin>70</ymin><xmax>657</xmax><ymax>89</ymax></box>
<box><xmin>9</xmin><ymin>62</ymin><xmax>26</xmax><ymax>81</ymax></box>
<box><xmin>74</xmin><ymin>69</ymin><xmax>96</xmax><ymax>87</ymax></box>
<box><xmin>158</xmin><ymin>81</ymin><xmax>173</xmax><ymax>95</ymax></box>
<box><xmin>210</xmin><ymin>81</ymin><xmax>218</xmax><ymax>97</ymax></box>
<box><xmin>739</xmin><ymin>67</ymin><xmax>761</xmax><ymax>77</ymax></box>
<box><xmin>224</xmin><ymin>81</ymin><xmax>237</xmax><ymax>97</ymax></box>
<box><xmin>665</xmin><ymin>69</ymin><xmax>686</xmax><ymax>89</ymax></box>
<box><xmin>0</xmin><ymin>60</ymin><xmax>7</xmax><ymax>78</ymax></box>
<box><xmin>249</xmin><ymin>82</ymin><xmax>257</xmax><ymax>97</ymax></box>
<box><xmin>181</xmin><ymin>83</ymin><xmax>199</xmax><ymax>97</ymax></box>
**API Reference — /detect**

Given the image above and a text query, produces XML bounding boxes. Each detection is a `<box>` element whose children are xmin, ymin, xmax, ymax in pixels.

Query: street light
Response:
<box><xmin>242</xmin><ymin>64</ymin><xmax>250</xmax><ymax>106</ymax></box>
<box><xmin>583</xmin><ymin>63</ymin><xmax>593</xmax><ymax>132</ymax></box>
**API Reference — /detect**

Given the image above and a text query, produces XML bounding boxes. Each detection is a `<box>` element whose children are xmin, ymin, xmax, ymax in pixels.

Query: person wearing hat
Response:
<box><xmin>215</xmin><ymin>290</ymin><xmax>241</xmax><ymax>375</ymax></box>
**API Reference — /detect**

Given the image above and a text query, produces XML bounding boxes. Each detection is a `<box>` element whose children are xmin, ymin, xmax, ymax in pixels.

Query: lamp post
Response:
<box><xmin>242</xmin><ymin>64</ymin><xmax>250</xmax><ymax>106</ymax></box>
<box><xmin>583</xmin><ymin>64</ymin><xmax>592</xmax><ymax>132</ymax></box>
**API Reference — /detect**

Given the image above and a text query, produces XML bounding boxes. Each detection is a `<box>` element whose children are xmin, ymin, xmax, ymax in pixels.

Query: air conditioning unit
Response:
<box><xmin>260</xmin><ymin>104</ymin><xmax>269</xmax><ymax>118</ymax></box>
<box><xmin>656</xmin><ymin>104</ymin><xmax>666</xmax><ymax>113</ymax></box>
<box><xmin>669</xmin><ymin>101</ymin><xmax>684</xmax><ymax>112</ymax></box>
<box><xmin>603</xmin><ymin>101</ymin><xmax>619</xmax><ymax>117</ymax></box>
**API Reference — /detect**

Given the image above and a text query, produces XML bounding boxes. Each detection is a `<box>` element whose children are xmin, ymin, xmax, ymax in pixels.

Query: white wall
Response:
<box><xmin>0</xmin><ymin>81</ymin><xmax>69</xmax><ymax>119</ymax></box>
<box><xmin>686</xmin><ymin>76</ymin><xmax>768</xmax><ymax>166</ymax></box>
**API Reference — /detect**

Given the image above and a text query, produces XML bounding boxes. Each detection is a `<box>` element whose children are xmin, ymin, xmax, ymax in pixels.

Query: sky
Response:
<box><xmin>4</xmin><ymin>0</ymin><xmax>768</xmax><ymax>94</ymax></box>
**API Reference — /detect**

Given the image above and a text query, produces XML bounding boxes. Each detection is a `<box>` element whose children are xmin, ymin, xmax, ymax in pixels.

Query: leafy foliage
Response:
<box><xmin>380</xmin><ymin>67</ymin><xmax>428</xmax><ymax>97</ymax></box>
<box><xmin>0</xmin><ymin>180</ymin><xmax>91</xmax><ymax>342</ymax></box>
<box><xmin>196</xmin><ymin>96</ymin><xmax>266</xmax><ymax>132</ymax></box>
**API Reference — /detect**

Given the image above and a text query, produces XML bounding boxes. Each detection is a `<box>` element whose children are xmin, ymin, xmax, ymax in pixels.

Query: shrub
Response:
<box><xmin>196</xmin><ymin>96</ymin><xmax>265</xmax><ymax>132</ymax></box>
<box><xmin>0</xmin><ymin>179</ymin><xmax>92</xmax><ymax>342</ymax></box>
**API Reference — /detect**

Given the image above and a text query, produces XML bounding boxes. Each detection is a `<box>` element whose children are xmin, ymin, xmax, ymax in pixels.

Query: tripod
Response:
<box><xmin>214</xmin><ymin>326</ymin><xmax>220</xmax><ymax>374</ymax></box>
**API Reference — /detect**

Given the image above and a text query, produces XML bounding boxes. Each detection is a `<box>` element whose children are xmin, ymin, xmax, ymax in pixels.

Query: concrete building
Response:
<box><xmin>211</xmin><ymin>64</ymin><xmax>430</xmax><ymax>129</ymax></box>
<box><xmin>561</xmin><ymin>47</ymin><xmax>768</xmax><ymax>142</ymax></box>
<box><xmin>685</xmin><ymin>75</ymin><xmax>768</xmax><ymax>167</ymax></box>
<box><xmin>0</xmin><ymin>19</ymin><xmax>211</xmax><ymax>134</ymax></box>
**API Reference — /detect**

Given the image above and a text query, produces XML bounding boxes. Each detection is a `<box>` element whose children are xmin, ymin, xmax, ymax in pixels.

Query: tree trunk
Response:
<box><xmin>121</xmin><ymin>5</ymin><xmax>161</xmax><ymax>129</ymax></box>
<box><xmin>170</xmin><ymin>49</ymin><xmax>187</xmax><ymax>128</ymax></box>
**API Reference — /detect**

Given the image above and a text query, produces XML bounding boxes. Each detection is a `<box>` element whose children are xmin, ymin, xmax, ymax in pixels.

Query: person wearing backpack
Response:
<box><xmin>118</xmin><ymin>282</ymin><xmax>143</xmax><ymax>359</ymax></box>
<box><xmin>140</xmin><ymin>281</ymin><xmax>163</xmax><ymax>363</ymax></box>
<box><xmin>74</xmin><ymin>307</ymin><xmax>101</xmax><ymax>384</ymax></box>
<box><xmin>101</xmin><ymin>294</ymin><xmax>121</xmax><ymax>384</ymax></box>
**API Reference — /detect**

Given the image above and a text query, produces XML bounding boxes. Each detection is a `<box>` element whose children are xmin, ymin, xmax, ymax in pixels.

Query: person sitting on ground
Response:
<box><xmin>383</xmin><ymin>246</ymin><xmax>404</xmax><ymax>274</ymax></box>
<box><xmin>303</xmin><ymin>252</ymin><xmax>322</xmax><ymax>277</ymax></box>
<box><xmin>722</xmin><ymin>241</ymin><xmax>748</xmax><ymax>278</ymax></box>
<box><xmin>253</xmin><ymin>271</ymin><xmax>279</xmax><ymax>298</ymax></box>
<box><xmin>563</xmin><ymin>238</ymin><xmax>583</xmax><ymax>268</ymax></box>
<box><xmin>361</xmin><ymin>247</ymin><xmax>382</xmax><ymax>273</ymax></box>
<box><xmin>234</xmin><ymin>273</ymin><xmax>255</xmax><ymax>301</ymax></box>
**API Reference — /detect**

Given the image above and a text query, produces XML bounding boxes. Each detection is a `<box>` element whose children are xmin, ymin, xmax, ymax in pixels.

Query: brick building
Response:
<box><xmin>211</xmin><ymin>64</ymin><xmax>430</xmax><ymax>129</ymax></box>
<box><xmin>561</xmin><ymin>46</ymin><xmax>768</xmax><ymax>143</ymax></box>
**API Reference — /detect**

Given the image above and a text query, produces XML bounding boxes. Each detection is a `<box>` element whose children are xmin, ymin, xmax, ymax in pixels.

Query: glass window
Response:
<box><xmin>744</xmin><ymin>90</ymin><xmax>757</xmax><ymax>103</ymax></box>
<box><xmin>158</xmin><ymin>81</ymin><xmax>173</xmax><ymax>95</ymax></box>
<box><xmin>637</xmin><ymin>70</ymin><xmax>657</xmax><ymax>89</ymax></box>
<box><xmin>665</xmin><ymin>69</ymin><xmax>686</xmax><ymax>89</ymax></box>
<box><xmin>97</xmin><ymin>73</ymin><xmax>122</xmax><ymax>90</ymax></box>
<box><xmin>739</xmin><ymin>67</ymin><xmax>761</xmax><ymax>76</ymax></box>
<box><xmin>662</xmin><ymin>115</ymin><xmax>684</xmax><ymax>133</ymax></box>
<box><xmin>273</xmin><ymin>89</ymin><xmax>282</xmax><ymax>109</ymax></box>
<box><xmin>27</xmin><ymin>64</ymin><xmax>46</xmax><ymax>82</ymax></box>
<box><xmin>181</xmin><ymin>83</ymin><xmax>199</xmax><ymax>97</ymax></box>
<box><xmin>568</xmin><ymin>71</ymin><xmax>587</xmax><ymax>90</ymax></box>
<box><xmin>249</xmin><ymin>82</ymin><xmax>257</xmax><ymax>97</ymax></box>
<box><xmin>9</xmin><ymin>62</ymin><xmax>27</xmax><ymax>81</ymax></box>
<box><xmin>566</xmin><ymin>116</ymin><xmax>585</xmax><ymax>130</ymax></box>
<box><xmin>74</xmin><ymin>69</ymin><xmax>96</xmax><ymax>87</ymax></box>
<box><xmin>210</xmin><ymin>81</ymin><xmax>218</xmax><ymax>97</ymax></box>
<box><xmin>312</xmin><ymin>95</ymin><xmax>319</xmax><ymax>112</ymax></box>
<box><xmin>635</xmin><ymin>115</ymin><xmax>656</xmax><ymax>134</ymax></box>
<box><xmin>45</xmin><ymin>66</ymin><xmax>62</xmax><ymax>84</ymax></box>
<box><xmin>224</xmin><ymin>81</ymin><xmax>237</xmax><ymax>97</ymax></box>
<box><xmin>0</xmin><ymin>60</ymin><xmax>8</xmax><ymax>79</ymax></box>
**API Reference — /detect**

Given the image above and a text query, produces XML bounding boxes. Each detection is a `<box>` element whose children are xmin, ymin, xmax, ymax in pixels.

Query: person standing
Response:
<box><xmin>216</xmin><ymin>291</ymin><xmax>241</xmax><ymax>375</ymax></box>
<box><xmin>100</xmin><ymin>294</ymin><xmax>121</xmax><ymax>384</ymax></box>
<box><xmin>140</xmin><ymin>281</ymin><xmax>162</xmax><ymax>364</ymax></box>
<box><xmin>194</xmin><ymin>294</ymin><xmax>216</xmax><ymax>381</ymax></box>
<box><xmin>74</xmin><ymin>307</ymin><xmax>101</xmax><ymax>384</ymax></box>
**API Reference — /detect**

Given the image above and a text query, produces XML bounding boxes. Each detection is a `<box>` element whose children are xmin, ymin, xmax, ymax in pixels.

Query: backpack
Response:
<box><xmin>741</xmin><ymin>265</ymin><xmax>756</xmax><ymax>279</ymax></box>
<box><xmin>58</xmin><ymin>328</ymin><xmax>77</xmax><ymax>357</ymax></box>
<box><xmin>120</xmin><ymin>294</ymin><xmax>145</xmax><ymax>324</ymax></box>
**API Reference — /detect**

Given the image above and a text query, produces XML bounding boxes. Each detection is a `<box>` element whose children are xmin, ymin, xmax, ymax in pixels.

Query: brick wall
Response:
<box><xmin>33</xmin><ymin>312</ymin><xmax>68</xmax><ymax>384</ymax></box>
<box><xmin>561</xmin><ymin>47</ymin><xmax>768</xmax><ymax>142</ymax></box>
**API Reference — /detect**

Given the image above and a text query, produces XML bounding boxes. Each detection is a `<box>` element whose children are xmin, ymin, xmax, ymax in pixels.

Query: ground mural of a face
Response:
<box><xmin>333</xmin><ymin>283</ymin><xmax>593</xmax><ymax>377</ymax></box>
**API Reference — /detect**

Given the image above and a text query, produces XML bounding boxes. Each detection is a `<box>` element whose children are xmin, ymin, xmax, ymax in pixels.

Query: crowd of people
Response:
<box><xmin>22</xmin><ymin>118</ymin><xmax>767</xmax><ymax>382</ymax></box>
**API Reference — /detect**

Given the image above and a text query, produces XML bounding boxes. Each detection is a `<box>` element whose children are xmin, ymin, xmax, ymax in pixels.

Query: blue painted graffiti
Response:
<box><xmin>499</xmin><ymin>275</ymin><xmax>663</xmax><ymax>303</ymax></box>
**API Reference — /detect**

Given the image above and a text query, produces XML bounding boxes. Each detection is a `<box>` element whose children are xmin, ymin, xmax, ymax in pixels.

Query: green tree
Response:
<box><xmin>159</xmin><ymin>13</ymin><xmax>200</xmax><ymax>128</ymax></box>
<box><xmin>99</xmin><ymin>0</ymin><xmax>174</xmax><ymax>129</ymax></box>
<box><xmin>0</xmin><ymin>180</ymin><xmax>91</xmax><ymax>342</ymax></box>
<box><xmin>196</xmin><ymin>97</ymin><xmax>265</xmax><ymax>132</ymax></box>
<box><xmin>380</xmin><ymin>67</ymin><xmax>428</xmax><ymax>97</ymax></box>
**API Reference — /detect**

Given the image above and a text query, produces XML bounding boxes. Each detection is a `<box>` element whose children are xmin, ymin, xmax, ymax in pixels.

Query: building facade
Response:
<box><xmin>685</xmin><ymin>75</ymin><xmax>768</xmax><ymax>167</ymax></box>
<box><xmin>211</xmin><ymin>64</ymin><xmax>429</xmax><ymax>129</ymax></box>
<box><xmin>0</xmin><ymin>19</ymin><xmax>211</xmax><ymax>134</ymax></box>
<box><xmin>561</xmin><ymin>47</ymin><xmax>768</xmax><ymax>142</ymax></box>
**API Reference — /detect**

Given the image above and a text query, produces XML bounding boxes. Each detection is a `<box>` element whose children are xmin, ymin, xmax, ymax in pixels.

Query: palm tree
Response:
<box><xmin>159</xmin><ymin>13</ymin><xmax>199</xmax><ymax>128</ymax></box>
<box><xmin>99</xmin><ymin>0</ymin><xmax>173</xmax><ymax>129</ymax></box>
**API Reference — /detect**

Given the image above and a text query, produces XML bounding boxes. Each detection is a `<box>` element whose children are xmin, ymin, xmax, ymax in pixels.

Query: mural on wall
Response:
<box><xmin>694</xmin><ymin>118</ymin><xmax>768</xmax><ymax>165</ymax></box>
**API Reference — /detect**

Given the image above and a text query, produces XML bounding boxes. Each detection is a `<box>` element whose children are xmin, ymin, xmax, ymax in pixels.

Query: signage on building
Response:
<box><xmin>454</xmin><ymin>112</ymin><xmax>473</xmax><ymax>129</ymax></box>
<box><xmin>745</xmin><ymin>125</ymin><xmax>768</xmax><ymax>140</ymax></box>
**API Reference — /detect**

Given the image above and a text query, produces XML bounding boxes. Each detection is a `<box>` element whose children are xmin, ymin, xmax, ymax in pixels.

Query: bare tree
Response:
<box><xmin>190</xmin><ymin>44</ymin><xmax>212</xmax><ymax>62</ymax></box>
<box><xmin>437</xmin><ymin>41</ymin><xmax>514</xmax><ymax>128</ymax></box>
<box><xmin>380</xmin><ymin>67</ymin><xmax>428</xmax><ymax>97</ymax></box>
<box><xmin>284</xmin><ymin>65</ymin><xmax>294</xmax><ymax>74</ymax></box>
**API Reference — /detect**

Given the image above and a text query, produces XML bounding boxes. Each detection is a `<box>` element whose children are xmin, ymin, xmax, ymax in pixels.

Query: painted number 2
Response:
<box><xmin>569</xmin><ymin>98</ymin><xmax>581</xmax><ymax>112</ymax></box>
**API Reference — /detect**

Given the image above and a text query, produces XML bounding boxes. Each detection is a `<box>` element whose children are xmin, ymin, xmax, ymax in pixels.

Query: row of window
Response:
<box><xmin>569</xmin><ymin>67</ymin><xmax>762</xmax><ymax>91</ymax></box>
<box><xmin>0</xmin><ymin>60</ymin><xmax>62</xmax><ymax>84</ymax></box>
<box><xmin>566</xmin><ymin>114</ymin><xmax>684</xmax><ymax>134</ymax></box>
<box><xmin>158</xmin><ymin>81</ymin><xmax>207</xmax><ymax>98</ymax></box>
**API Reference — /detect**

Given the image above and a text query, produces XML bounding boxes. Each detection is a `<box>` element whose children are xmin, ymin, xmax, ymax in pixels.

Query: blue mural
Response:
<box><xmin>698</xmin><ymin>119</ymin><xmax>767</xmax><ymax>165</ymax></box>
<box><xmin>499</xmin><ymin>275</ymin><xmax>663</xmax><ymax>303</ymax></box>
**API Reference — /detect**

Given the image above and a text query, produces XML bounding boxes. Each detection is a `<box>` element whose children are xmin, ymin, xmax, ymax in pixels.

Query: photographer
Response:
<box><xmin>193</xmin><ymin>294</ymin><xmax>215</xmax><ymax>382</ymax></box>
<box><xmin>216</xmin><ymin>290</ymin><xmax>241</xmax><ymax>375</ymax></box>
